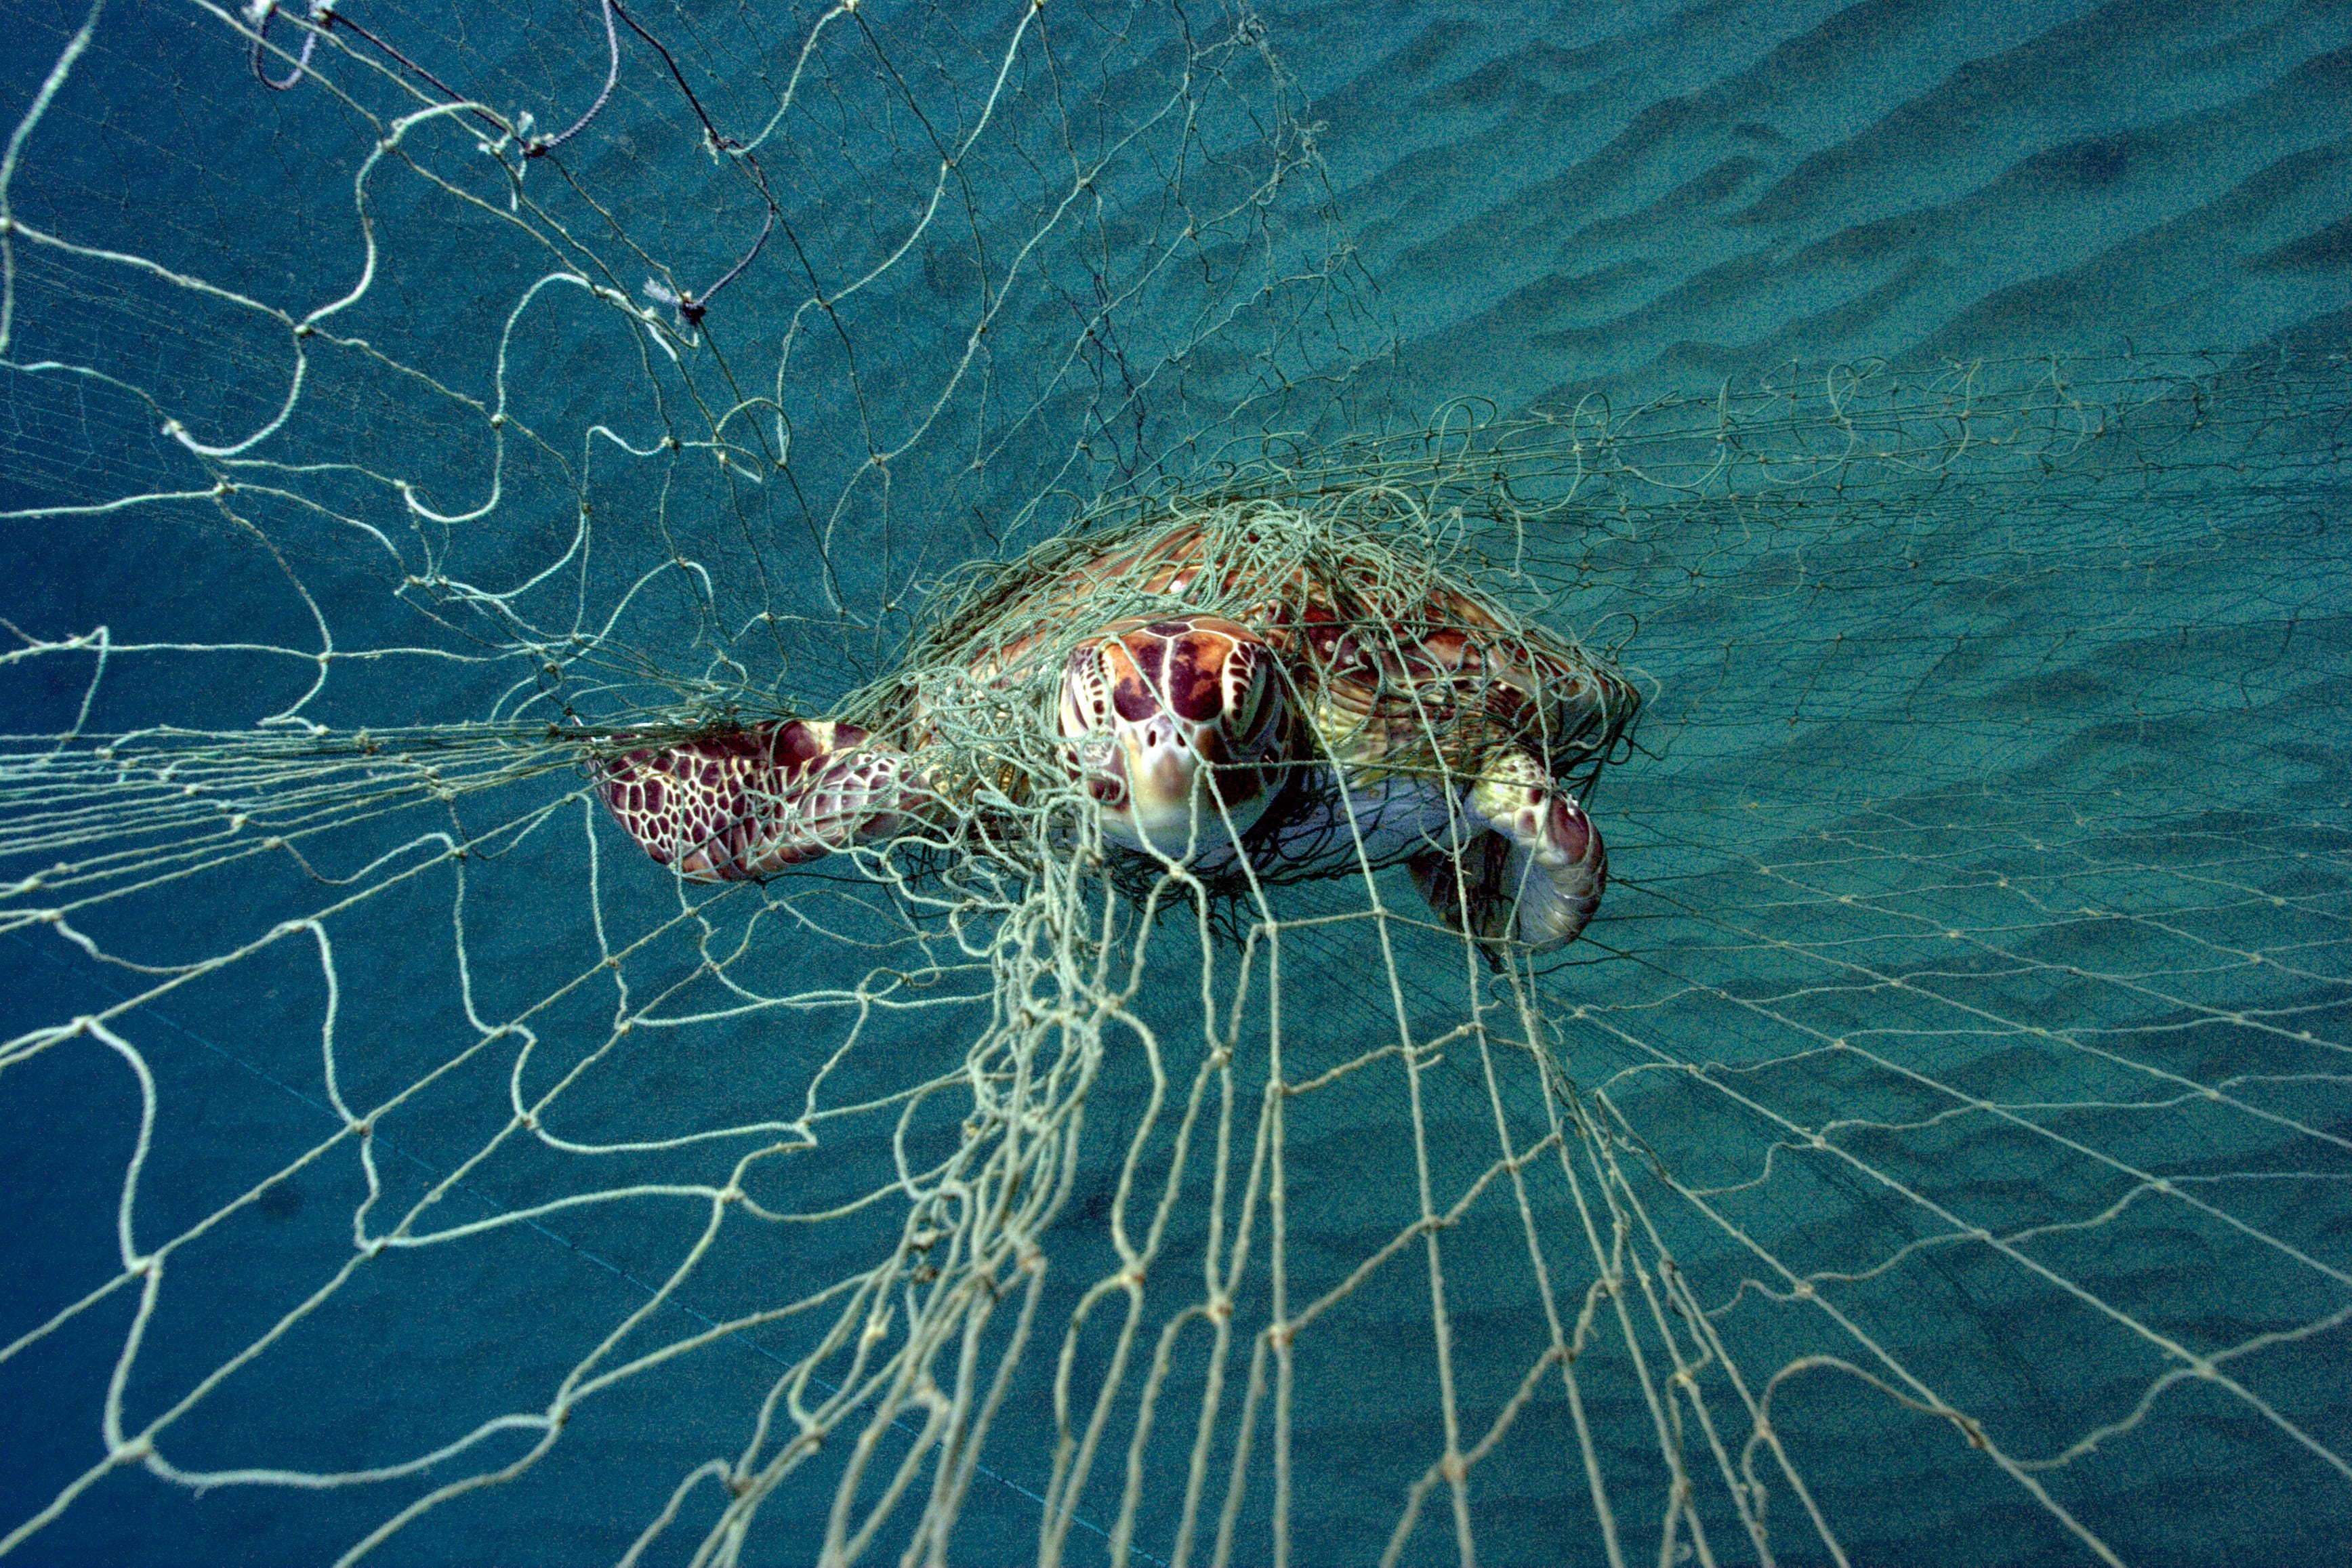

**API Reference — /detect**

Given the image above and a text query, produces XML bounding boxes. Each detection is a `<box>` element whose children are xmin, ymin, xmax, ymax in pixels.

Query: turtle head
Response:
<box><xmin>1060</xmin><ymin>616</ymin><xmax>1288</xmax><ymax>856</ymax></box>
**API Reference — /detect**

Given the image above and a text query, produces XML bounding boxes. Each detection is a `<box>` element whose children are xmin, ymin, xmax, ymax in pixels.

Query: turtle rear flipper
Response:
<box><xmin>1408</xmin><ymin>831</ymin><xmax>1515</xmax><ymax>969</ymax></box>
<box><xmin>1410</xmin><ymin>751</ymin><xmax>1607</xmax><ymax>962</ymax></box>
<box><xmin>593</xmin><ymin>719</ymin><xmax>909</xmax><ymax>881</ymax></box>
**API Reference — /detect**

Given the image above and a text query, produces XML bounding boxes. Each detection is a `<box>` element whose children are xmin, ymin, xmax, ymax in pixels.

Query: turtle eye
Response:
<box><xmin>1059</xmin><ymin>644</ymin><xmax>1115</xmax><ymax>741</ymax></box>
<box><xmin>1228</xmin><ymin>652</ymin><xmax>1279</xmax><ymax>754</ymax></box>
<box><xmin>1229</xmin><ymin>657</ymin><xmax>1260</xmax><ymax>735</ymax></box>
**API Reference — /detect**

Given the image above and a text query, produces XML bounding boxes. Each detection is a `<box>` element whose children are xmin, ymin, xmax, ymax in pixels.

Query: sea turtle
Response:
<box><xmin>590</xmin><ymin>511</ymin><xmax>1638</xmax><ymax>957</ymax></box>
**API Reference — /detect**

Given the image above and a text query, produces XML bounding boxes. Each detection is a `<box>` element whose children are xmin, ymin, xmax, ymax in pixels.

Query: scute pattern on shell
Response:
<box><xmin>880</xmin><ymin>512</ymin><xmax>1637</xmax><ymax>799</ymax></box>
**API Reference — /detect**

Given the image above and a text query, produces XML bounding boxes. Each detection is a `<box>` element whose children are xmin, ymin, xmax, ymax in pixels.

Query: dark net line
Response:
<box><xmin>0</xmin><ymin>0</ymin><xmax>2347</xmax><ymax>1564</ymax></box>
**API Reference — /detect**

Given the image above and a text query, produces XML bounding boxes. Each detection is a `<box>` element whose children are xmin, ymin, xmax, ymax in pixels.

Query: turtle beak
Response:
<box><xmin>1123</xmin><ymin>716</ymin><xmax>1214</xmax><ymax>851</ymax></box>
<box><xmin>1114</xmin><ymin>718</ymin><xmax>1275</xmax><ymax>857</ymax></box>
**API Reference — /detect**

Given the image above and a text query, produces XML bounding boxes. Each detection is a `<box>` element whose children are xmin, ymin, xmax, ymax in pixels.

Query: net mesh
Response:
<box><xmin>3</xmin><ymin>2</ymin><xmax>2348</xmax><ymax>1566</ymax></box>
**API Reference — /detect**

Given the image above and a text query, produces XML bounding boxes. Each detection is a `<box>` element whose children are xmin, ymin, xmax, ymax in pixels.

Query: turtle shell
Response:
<box><xmin>845</xmin><ymin>511</ymin><xmax>1636</xmax><ymax>810</ymax></box>
<box><xmin>963</xmin><ymin>516</ymin><xmax>1636</xmax><ymax>784</ymax></box>
<box><xmin>1287</xmin><ymin>579</ymin><xmax>1638</xmax><ymax>785</ymax></box>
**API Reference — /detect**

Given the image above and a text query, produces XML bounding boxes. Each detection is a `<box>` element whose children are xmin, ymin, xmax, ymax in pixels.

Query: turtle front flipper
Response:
<box><xmin>592</xmin><ymin>719</ymin><xmax>909</xmax><ymax>881</ymax></box>
<box><xmin>1408</xmin><ymin>750</ymin><xmax>1607</xmax><ymax>957</ymax></box>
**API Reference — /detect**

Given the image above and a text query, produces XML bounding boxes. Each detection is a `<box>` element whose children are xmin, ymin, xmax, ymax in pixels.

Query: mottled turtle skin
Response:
<box><xmin>593</xmin><ymin>519</ymin><xmax>1638</xmax><ymax>955</ymax></box>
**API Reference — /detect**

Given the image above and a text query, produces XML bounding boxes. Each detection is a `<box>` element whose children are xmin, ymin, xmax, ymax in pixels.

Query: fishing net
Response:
<box><xmin>3</xmin><ymin>1</ymin><xmax>2349</xmax><ymax>1565</ymax></box>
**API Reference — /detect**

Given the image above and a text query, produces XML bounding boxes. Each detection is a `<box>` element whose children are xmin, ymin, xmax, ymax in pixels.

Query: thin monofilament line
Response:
<box><xmin>2</xmin><ymin>0</ymin><xmax>2347</xmax><ymax>1559</ymax></box>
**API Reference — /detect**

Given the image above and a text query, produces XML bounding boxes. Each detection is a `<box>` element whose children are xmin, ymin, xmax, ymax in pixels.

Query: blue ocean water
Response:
<box><xmin>1</xmin><ymin>1</ymin><xmax>2347</xmax><ymax>1565</ymax></box>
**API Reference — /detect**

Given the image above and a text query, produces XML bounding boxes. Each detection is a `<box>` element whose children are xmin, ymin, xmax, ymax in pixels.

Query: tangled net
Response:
<box><xmin>3</xmin><ymin>1</ymin><xmax>2349</xmax><ymax>1565</ymax></box>
<box><xmin>592</xmin><ymin>489</ymin><xmax>1638</xmax><ymax>923</ymax></box>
